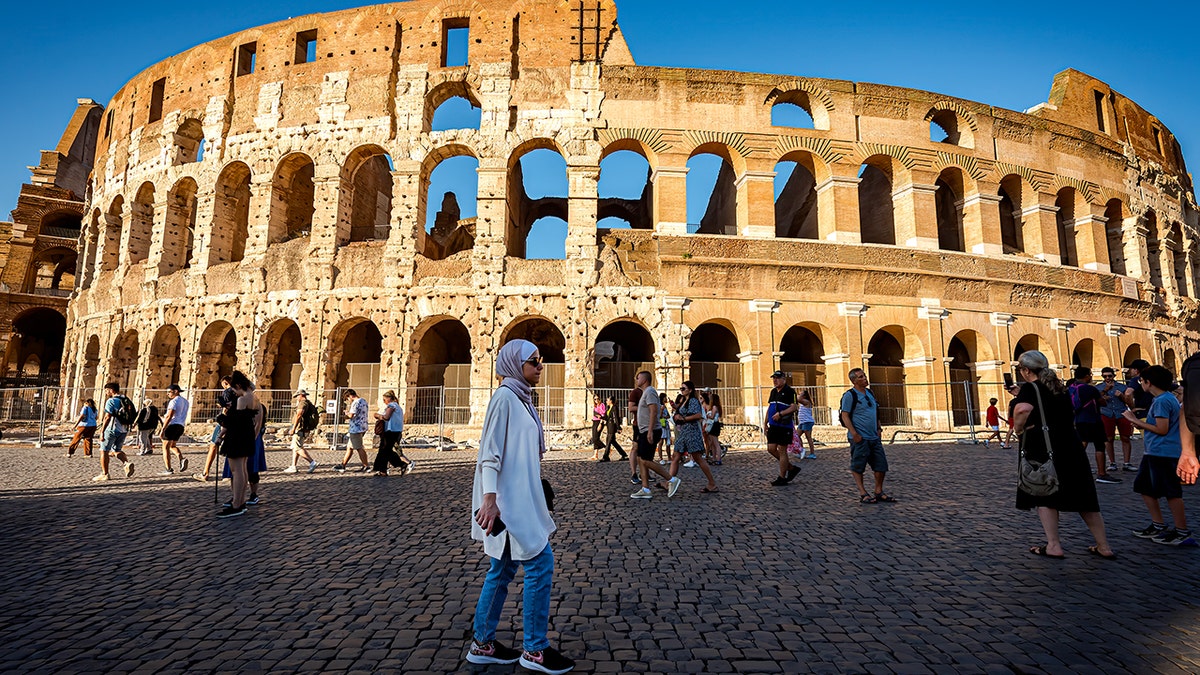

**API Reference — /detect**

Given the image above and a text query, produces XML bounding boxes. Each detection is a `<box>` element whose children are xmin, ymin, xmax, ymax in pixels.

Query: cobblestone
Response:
<box><xmin>0</xmin><ymin>439</ymin><xmax>1198</xmax><ymax>673</ymax></box>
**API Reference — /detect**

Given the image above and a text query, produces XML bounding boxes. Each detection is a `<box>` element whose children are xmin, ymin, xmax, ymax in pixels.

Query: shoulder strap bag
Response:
<box><xmin>1018</xmin><ymin>384</ymin><xmax>1060</xmax><ymax>497</ymax></box>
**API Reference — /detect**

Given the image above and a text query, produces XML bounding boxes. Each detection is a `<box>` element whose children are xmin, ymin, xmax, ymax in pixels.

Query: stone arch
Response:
<box><xmin>173</xmin><ymin>117</ymin><xmax>205</xmax><ymax>165</ymax></box>
<box><xmin>598</xmin><ymin>143</ymin><xmax>653</xmax><ymax>230</ymax></box>
<box><xmin>998</xmin><ymin>174</ymin><xmax>1030</xmax><ymax>255</ymax></box>
<box><xmin>210</xmin><ymin>161</ymin><xmax>252</xmax><ymax>265</ymax></box>
<box><xmin>1164</xmin><ymin>348</ymin><xmax>1178</xmax><ymax>376</ymax></box>
<box><xmin>409</xmin><ymin>316</ymin><xmax>474</xmax><ymax>423</ymax></box>
<box><xmin>1103</xmin><ymin>198</ymin><xmax>1129</xmax><ymax>276</ymax></box>
<box><xmin>1144</xmin><ymin>209</ymin><xmax>1164</xmax><ymax>288</ymax></box>
<box><xmin>948</xmin><ymin>329</ymin><xmax>993</xmax><ymax>426</ymax></box>
<box><xmin>1168</xmin><ymin>220</ymin><xmax>1188</xmax><ymax>296</ymax></box>
<box><xmin>426</xmin><ymin>81</ymin><xmax>482</xmax><ymax>132</ymax></box>
<box><xmin>108</xmin><ymin>329</ymin><xmax>139</xmax><ymax>391</ymax></box>
<box><xmin>269</xmin><ymin>152</ymin><xmax>316</xmax><ymax>244</ymax></box>
<box><xmin>160</xmin><ymin>177</ymin><xmax>198</xmax><ymax>275</ymax></box>
<box><xmin>100</xmin><ymin>196</ymin><xmax>124</xmax><ymax>272</ymax></box>
<box><xmin>1123</xmin><ymin>343</ymin><xmax>1143</xmax><ymax>367</ymax></box>
<box><xmin>421</xmin><ymin>143</ymin><xmax>478</xmax><ymax>260</ymax></box>
<box><xmin>775</xmin><ymin>150</ymin><xmax>827</xmax><ymax>240</ymax></box>
<box><xmin>128</xmin><ymin>183</ymin><xmax>155</xmax><ymax>266</ymax></box>
<box><xmin>1071</xmin><ymin>337</ymin><xmax>1108</xmax><ymax>370</ymax></box>
<box><xmin>193</xmin><ymin>321</ymin><xmax>238</xmax><ymax>391</ymax></box>
<box><xmin>926</xmin><ymin>106</ymin><xmax>975</xmax><ymax>149</ymax></box>
<box><xmin>935</xmin><ymin>167</ymin><xmax>967</xmax><ymax>252</ymax></box>
<box><xmin>39</xmin><ymin>209</ymin><xmax>82</xmax><ymax>237</ymax></box>
<box><xmin>324</xmin><ymin>317</ymin><xmax>384</xmax><ymax>394</ymax></box>
<box><xmin>779</xmin><ymin>323</ymin><xmax>827</xmax><ymax>388</ymax></box>
<box><xmin>337</xmin><ymin>145</ymin><xmax>394</xmax><ymax>245</ymax></box>
<box><xmin>5</xmin><ymin>308</ymin><xmax>66</xmax><ymax>378</ymax></box>
<box><xmin>594</xmin><ymin>319</ymin><xmax>655</xmax><ymax>389</ymax></box>
<box><xmin>258</xmin><ymin>319</ymin><xmax>303</xmax><ymax>391</ymax></box>
<box><xmin>688</xmin><ymin>321</ymin><xmax>741</xmax><ymax>389</ymax></box>
<box><xmin>23</xmin><ymin>246</ymin><xmax>77</xmax><ymax>294</ymax></box>
<box><xmin>146</xmin><ymin>325</ymin><xmax>182</xmax><ymax>391</ymax></box>
<box><xmin>501</xmin><ymin>316</ymin><xmax>567</xmax><ymax>363</ymax></box>
<box><xmin>867</xmin><ymin>326</ymin><xmax>913</xmax><ymax>420</ymax></box>
<box><xmin>81</xmin><ymin>334</ymin><xmax>101</xmax><ymax>396</ymax></box>
<box><xmin>767</xmin><ymin>88</ymin><xmax>830</xmax><ymax>131</ymax></box>
<box><xmin>688</xmin><ymin>143</ymin><xmax>740</xmax><ymax>236</ymax></box>
<box><xmin>1014</xmin><ymin>333</ymin><xmax>1056</xmax><ymax>366</ymax></box>
<box><xmin>1054</xmin><ymin>187</ymin><xmax>1081</xmax><ymax>267</ymax></box>
<box><xmin>506</xmin><ymin>141</ymin><xmax>568</xmax><ymax>258</ymax></box>
<box><xmin>858</xmin><ymin>154</ymin><xmax>901</xmax><ymax>245</ymax></box>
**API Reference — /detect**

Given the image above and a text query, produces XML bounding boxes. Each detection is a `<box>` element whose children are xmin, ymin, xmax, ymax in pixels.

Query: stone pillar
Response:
<box><xmin>143</xmin><ymin>197</ymin><xmax>170</xmax><ymax>285</ymax></box>
<box><xmin>308</xmin><ymin>173</ymin><xmax>342</xmax><ymax>290</ymax></box>
<box><xmin>1022</xmin><ymin>196</ymin><xmax>1062</xmax><ymax>265</ymax></box>
<box><xmin>190</xmin><ymin>190</ymin><xmax>217</xmax><ymax>274</ymax></box>
<box><xmin>242</xmin><ymin>176</ymin><xmax>275</xmax><ymax>260</ymax></box>
<box><xmin>473</xmin><ymin>162</ymin><xmax>509</xmax><ymax>288</ymax></box>
<box><xmin>1105</xmin><ymin>323</ymin><xmax>1127</xmax><ymax>372</ymax></box>
<box><xmin>963</xmin><ymin>188</ymin><xmax>1004</xmax><ymax>256</ymax></box>
<box><xmin>566</xmin><ymin>163</ymin><xmax>600</xmax><ymax>285</ymax></box>
<box><xmin>917</xmin><ymin>302</ymin><xmax>952</xmax><ymax>430</ymax></box>
<box><xmin>990</xmin><ymin>312</ymin><xmax>1017</xmax><ymax>370</ymax></box>
<box><xmin>385</xmin><ymin>163</ymin><xmax>421</xmax><ymax>289</ymax></box>
<box><xmin>661</xmin><ymin>297</ymin><xmax>691</xmax><ymax>397</ymax></box>
<box><xmin>818</xmin><ymin>171</ymin><xmax>862</xmax><ymax>244</ymax></box>
<box><xmin>973</xmin><ymin>360</ymin><xmax>1008</xmax><ymax>414</ymax></box>
<box><xmin>1072</xmin><ymin>209</ymin><xmax>1111</xmax><ymax>274</ymax></box>
<box><xmin>836</xmin><ymin>302</ymin><xmax>867</xmax><ymax>389</ymax></box>
<box><xmin>652</xmin><ymin>159</ymin><xmax>689</xmax><ymax>235</ymax></box>
<box><xmin>736</xmin><ymin>168</ymin><xmax>776</xmax><ymax>238</ymax></box>
<box><xmin>1051</xmin><ymin>319</ymin><xmax>1076</xmax><ymax>378</ymax></box>
<box><xmin>738</xmin><ymin>349</ymin><xmax>763</xmax><ymax>422</ymax></box>
<box><xmin>1122</xmin><ymin>214</ymin><xmax>1150</xmax><ymax>281</ymax></box>
<box><xmin>748</xmin><ymin>300</ymin><xmax>781</xmax><ymax>389</ymax></box>
<box><xmin>893</xmin><ymin>174</ymin><xmax>939</xmax><ymax>249</ymax></box>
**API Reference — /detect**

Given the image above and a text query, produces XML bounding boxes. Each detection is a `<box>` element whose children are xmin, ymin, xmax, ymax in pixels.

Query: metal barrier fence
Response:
<box><xmin>17</xmin><ymin>380</ymin><xmax>1010</xmax><ymax>447</ymax></box>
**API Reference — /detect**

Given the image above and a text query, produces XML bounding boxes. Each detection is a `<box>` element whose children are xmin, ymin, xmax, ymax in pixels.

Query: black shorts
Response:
<box><xmin>1076</xmin><ymin>422</ymin><xmax>1107</xmax><ymax>448</ymax></box>
<box><xmin>163</xmin><ymin>424</ymin><xmax>185</xmax><ymax>442</ymax></box>
<box><xmin>1133</xmin><ymin>455</ymin><xmax>1183</xmax><ymax>500</ymax></box>
<box><xmin>636</xmin><ymin>429</ymin><xmax>662</xmax><ymax>461</ymax></box>
<box><xmin>766</xmin><ymin>426</ymin><xmax>793</xmax><ymax>447</ymax></box>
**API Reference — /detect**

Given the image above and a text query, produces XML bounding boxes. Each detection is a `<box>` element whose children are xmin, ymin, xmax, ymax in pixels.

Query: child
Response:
<box><xmin>983</xmin><ymin>397</ymin><xmax>1005</xmax><ymax>448</ymax></box>
<box><xmin>1123</xmin><ymin>365</ymin><xmax>1195</xmax><ymax>546</ymax></box>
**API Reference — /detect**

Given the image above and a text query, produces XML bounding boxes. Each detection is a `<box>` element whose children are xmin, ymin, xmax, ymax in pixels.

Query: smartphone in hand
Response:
<box><xmin>474</xmin><ymin>509</ymin><xmax>506</xmax><ymax>536</ymax></box>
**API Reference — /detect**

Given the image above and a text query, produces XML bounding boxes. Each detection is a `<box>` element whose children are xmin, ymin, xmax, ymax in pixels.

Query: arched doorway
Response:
<box><xmin>867</xmin><ymin>328</ymin><xmax>910</xmax><ymax>425</ymax></box>
<box><xmin>1123</xmin><ymin>344</ymin><xmax>1143</xmax><ymax>368</ymax></box>
<box><xmin>1164</xmin><ymin>348</ymin><xmax>1178</xmax><ymax>377</ymax></box>
<box><xmin>779</xmin><ymin>323</ymin><xmax>828</xmax><ymax>423</ymax></box>
<box><xmin>947</xmin><ymin>331</ymin><xmax>985</xmax><ymax>427</ymax></box>
<box><xmin>689</xmin><ymin>322</ymin><xmax>742</xmax><ymax>420</ymax></box>
<box><xmin>593</xmin><ymin>320</ymin><xmax>655</xmax><ymax>390</ymax></box>
<box><xmin>193</xmin><ymin>322</ymin><xmax>237</xmax><ymax>418</ymax></box>
<box><xmin>503</xmin><ymin>317</ymin><xmax>567</xmax><ymax>425</ymax></box>
<box><xmin>325</xmin><ymin>319</ymin><xmax>383</xmax><ymax>405</ymax></box>
<box><xmin>4</xmin><ymin>308</ymin><xmax>66</xmax><ymax>385</ymax></box>
<box><xmin>108</xmin><ymin>330</ymin><xmax>139</xmax><ymax>391</ymax></box>
<box><xmin>146</xmin><ymin>326</ymin><xmax>182</xmax><ymax>392</ymax></box>
<box><xmin>258</xmin><ymin>319</ymin><xmax>302</xmax><ymax>419</ymax></box>
<box><xmin>81</xmin><ymin>335</ymin><xmax>101</xmax><ymax>398</ymax></box>
<box><xmin>412</xmin><ymin>319</ymin><xmax>472</xmax><ymax>424</ymax></box>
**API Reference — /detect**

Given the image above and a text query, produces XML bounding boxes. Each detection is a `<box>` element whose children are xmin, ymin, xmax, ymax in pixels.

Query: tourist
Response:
<box><xmin>626</xmin><ymin>376</ymin><xmax>642</xmax><ymax>485</ymax></box>
<box><xmin>159</xmin><ymin>384</ymin><xmax>189</xmax><ymax>475</ymax></box>
<box><xmin>93</xmin><ymin>383</ymin><xmax>135</xmax><ymax>482</ymax></box>
<box><xmin>215</xmin><ymin>371</ymin><xmax>261</xmax><ymax>518</ymax></box>
<box><xmin>284</xmin><ymin>391</ymin><xmax>319</xmax><ymax>474</ymax></box>
<box><xmin>1003</xmin><ymin>383</ymin><xmax>1022</xmax><ymax>449</ymax></box>
<box><xmin>599</xmin><ymin>395</ymin><xmax>627</xmax><ymax>462</ymax></box>
<box><xmin>657</xmin><ymin>392</ymin><xmax>672</xmax><ymax>465</ymax></box>
<box><xmin>590</xmin><ymin>395</ymin><xmax>605</xmax><ymax>461</ymax></box>
<box><xmin>372</xmin><ymin>390</ymin><xmax>409</xmax><ymax>476</ymax></box>
<box><xmin>466</xmin><ymin>339</ymin><xmax>574</xmax><ymax>674</ymax></box>
<box><xmin>134</xmin><ymin>397</ymin><xmax>160</xmax><ymax>457</ymax></box>
<box><xmin>630</xmin><ymin>371</ymin><xmax>680</xmax><ymax>499</ymax></box>
<box><xmin>795</xmin><ymin>388</ymin><xmax>817</xmax><ymax>459</ymax></box>
<box><xmin>982</xmin><ymin>398</ymin><xmax>1004</xmax><ymax>448</ymax></box>
<box><xmin>1123</xmin><ymin>365</ymin><xmax>1194</xmax><ymax>546</ymax></box>
<box><xmin>1123</xmin><ymin>358</ymin><xmax>1154</xmax><ymax>418</ymax></box>
<box><xmin>764</xmin><ymin>370</ymin><xmax>800</xmax><ymax>486</ymax></box>
<box><xmin>193</xmin><ymin>377</ymin><xmax>233</xmax><ymax>481</ymax></box>
<box><xmin>667</xmin><ymin>380</ymin><xmax>717</xmax><ymax>495</ymax></box>
<box><xmin>1011</xmin><ymin>351</ymin><xmax>1113</xmax><ymax>559</ymax></box>
<box><xmin>1098</xmin><ymin>367</ymin><xmax>1135</xmax><ymax>472</ymax></box>
<box><xmin>334</xmin><ymin>389</ymin><xmax>371</xmax><ymax>473</ymax></box>
<box><xmin>701</xmin><ymin>390</ymin><xmax>723</xmax><ymax>465</ymax></box>
<box><xmin>1179</xmin><ymin>352</ymin><xmax>1200</xmax><ymax>485</ymax></box>
<box><xmin>66</xmin><ymin>397</ymin><xmax>97</xmax><ymax>458</ymax></box>
<box><xmin>840</xmin><ymin>368</ymin><xmax>893</xmax><ymax>503</ymax></box>
<box><xmin>1071</xmin><ymin>367</ymin><xmax>1120</xmax><ymax>484</ymax></box>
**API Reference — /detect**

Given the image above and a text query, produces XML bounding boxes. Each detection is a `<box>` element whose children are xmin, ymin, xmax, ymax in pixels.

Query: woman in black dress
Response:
<box><xmin>600</xmin><ymin>396</ymin><xmax>628</xmax><ymax>462</ymax></box>
<box><xmin>1011</xmin><ymin>351</ymin><xmax>1114</xmax><ymax>559</ymax></box>
<box><xmin>217</xmin><ymin>371</ymin><xmax>261</xmax><ymax>519</ymax></box>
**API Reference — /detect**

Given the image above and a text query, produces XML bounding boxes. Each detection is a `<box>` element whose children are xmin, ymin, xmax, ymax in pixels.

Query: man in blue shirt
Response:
<box><xmin>839</xmin><ymin>368</ymin><xmax>893</xmax><ymax>504</ymax></box>
<box><xmin>95</xmin><ymin>382</ymin><xmax>135</xmax><ymax>482</ymax></box>
<box><xmin>1098</xmin><ymin>367</ymin><xmax>1134</xmax><ymax>472</ymax></box>
<box><xmin>1124</xmin><ymin>365</ymin><xmax>1195</xmax><ymax>546</ymax></box>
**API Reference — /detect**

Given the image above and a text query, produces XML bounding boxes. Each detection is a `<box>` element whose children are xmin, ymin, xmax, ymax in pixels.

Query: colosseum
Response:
<box><xmin>48</xmin><ymin>0</ymin><xmax>1199</xmax><ymax>434</ymax></box>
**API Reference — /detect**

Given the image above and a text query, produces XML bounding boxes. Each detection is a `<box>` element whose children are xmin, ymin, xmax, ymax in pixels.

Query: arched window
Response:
<box><xmin>430</xmin><ymin>96</ymin><xmax>482</xmax><ymax>132</ymax></box>
<box><xmin>687</xmin><ymin>146</ymin><xmax>737</xmax><ymax>235</ymax></box>
<box><xmin>927</xmin><ymin>108</ymin><xmax>973</xmax><ymax>148</ymax></box>
<box><xmin>269</xmin><ymin>153</ymin><xmax>316</xmax><ymax>244</ymax></box>
<box><xmin>774</xmin><ymin>152</ymin><xmax>819</xmax><ymax>239</ymax></box>
<box><xmin>339</xmin><ymin>147</ymin><xmax>394</xmax><ymax>244</ymax></box>
<box><xmin>100</xmin><ymin>197</ymin><xmax>124</xmax><ymax>273</ymax></box>
<box><xmin>128</xmin><ymin>183</ymin><xmax>155</xmax><ymax>266</ymax></box>
<box><xmin>935</xmin><ymin>168</ymin><xmax>965</xmax><ymax>252</ymax></box>
<box><xmin>858</xmin><ymin>157</ymin><xmax>896</xmax><ymax>245</ymax></box>
<box><xmin>173</xmin><ymin>118</ymin><xmax>205</xmax><ymax>165</ymax></box>
<box><xmin>507</xmin><ymin>145</ymin><xmax>568</xmax><ymax>259</ymax></box>
<box><xmin>160</xmin><ymin>178</ymin><xmax>197</xmax><ymax>275</ymax></box>
<box><xmin>1103</xmin><ymin>199</ymin><xmax>1127</xmax><ymax>276</ymax></box>
<box><xmin>1169</xmin><ymin>221</ymin><xmax>1188</xmax><ymax>296</ymax></box>
<box><xmin>997</xmin><ymin>175</ymin><xmax>1026</xmax><ymax>254</ymax></box>
<box><xmin>422</xmin><ymin>148</ymin><xmax>479</xmax><ymax>260</ymax></box>
<box><xmin>771</xmin><ymin>103</ymin><xmax>814</xmax><ymax>129</ymax></box>
<box><xmin>1055</xmin><ymin>188</ymin><xmax>1078</xmax><ymax>267</ymax></box>
<box><xmin>1145</xmin><ymin>210</ymin><xmax>1164</xmax><ymax>288</ymax></box>
<box><xmin>768</xmin><ymin>90</ymin><xmax>829</xmax><ymax>130</ymax></box>
<box><xmin>211</xmin><ymin>162</ymin><xmax>252</xmax><ymax>265</ymax></box>
<box><xmin>598</xmin><ymin>148</ymin><xmax>652</xmax><ymax>230</ymax></box>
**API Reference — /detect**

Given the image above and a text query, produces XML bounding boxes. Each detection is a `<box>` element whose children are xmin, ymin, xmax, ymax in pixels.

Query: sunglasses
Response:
<box><xmin>679</xmin><ymin>387</ymin><xmax>689</xmax><ymax>392</ymax></box>
<box><xmin>524</xmin><ymin>357</ymin><xmax>543</xmax><ymax>367</ymax></box>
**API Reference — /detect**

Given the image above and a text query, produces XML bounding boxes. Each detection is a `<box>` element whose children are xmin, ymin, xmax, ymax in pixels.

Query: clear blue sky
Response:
<box><xmin>3</xmin><ymin>0</ymin><xmax>1197</xmax><ymax>255</ymax></box>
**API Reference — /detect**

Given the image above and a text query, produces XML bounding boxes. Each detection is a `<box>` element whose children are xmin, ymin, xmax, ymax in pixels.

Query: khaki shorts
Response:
<box><xmin>347</xmin><ymin>432</ymin><xmax>364</xmax><ymax>451</ymax></box>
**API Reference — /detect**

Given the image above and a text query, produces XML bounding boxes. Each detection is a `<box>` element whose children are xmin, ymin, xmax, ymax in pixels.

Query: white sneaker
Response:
<box><xmin>92</xmin><ymin>474</ymin><xmax>109</xmax><ymax>482</ymax></box>
<box><xmin>307</xmin><ymin>460</ymin><xmax>318</xmax><ymax>474</ymax></box>
<box><xmin>158</xmin><ymin>470</ymin><xmax>175</xmax><ymax>476</ymax></box>
<box><xmin>630</xmin><ymin>488</ymin><xmax>652</xmax><ymax>499</ymax></box>
<box><xmin>282</xmin><ymin>466</ymin><xmax>297</xmax><ymax>474</ymax></box>
<box><xmin>658</xmin><ymin>460</ymin><xmax>668</xmax><ymax>466</ymax></box>
<box><xmin>683</xmin><ymin>460</ymin><xmax>697</xmax><ymax>468</ymax></box>
<box><xmin>668</xmin><ymin>476</ymin><xmax>682</xmax><ymax>497</ymax></box>
<box><xmin>124</xmin><ymin>462</ymin><xmax>135</xmax><ymax>478</ymax></box>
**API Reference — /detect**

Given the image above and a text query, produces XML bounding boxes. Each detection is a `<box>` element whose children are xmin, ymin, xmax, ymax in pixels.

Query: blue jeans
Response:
<box><xmin>472</xmin><ymin>543</ymin><xmax>553</xmax><ymax>651</ymax></box>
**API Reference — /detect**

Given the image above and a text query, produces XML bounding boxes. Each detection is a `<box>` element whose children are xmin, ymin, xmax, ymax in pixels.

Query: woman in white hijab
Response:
<box><xmin>466</xmin><ymin>340</ymin><xmax>574</xmax><ymax>674</ymax></box>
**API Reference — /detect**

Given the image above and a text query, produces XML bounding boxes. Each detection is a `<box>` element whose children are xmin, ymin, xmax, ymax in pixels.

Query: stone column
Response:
<box><xmin>1072</xmin><ymin>209</ymin><xmax>1111</xmax><ymax>273</ymax></box>
<box><xmin>242</xmin><ymin>176</ymin><xmax>275</xmax><ymax>260</ymax></box>
<box><xmin>1105</xmin><ymin>323</ymin><xmax>1127</xmax><ymax>372</ymax></box>
<box><xmin>836</xmin><ymin>302</ymin><xmax>867</xmax><ymax>389</ymax></box>
<box><xmin>736</xmin><ymin>168</ymin><xmax>776</xmax><ymax>238</ymax></box>
<box><xmin>1051</xmin><ymin>319</ymin><xmax>1076</xmax><ymax>378</ymax></box>
<box><xmin>990</xmin><ymin>312</ymin><xmax>1017</xmax><ymax>370</ymax></box>
<box><xmin>473</xmin><ymin>162</ymin><xmax>509</xmax><ymax>288</ymax></box>
<box><xmin>1022</xmin><ymin>196</ymin><xmax>1062</xmax><ymax>265</ymax></box>
<box><xmin>963</xmin><ymin>188</ymin><xmax>1004</xmax><ymax>256</ymax></box>
<box><xmin>308</xmin><ymin>173</ymin><xmax>342</xmax><ymax>290</ymax></box>
<box><xmin>892</xmin><ymin>174</ymin><xmax>939</xmax><ymax>249</ymax></box>
<box><xmin>189</xmin><ymin>190</ymin><xmax>217</xmax><ymax>276</ymax></box>
<box><xmin>917</xmin><ymin>302</ymin><xmax>952</xmax><ymax>430</ymax></box>
<box><xmin>385</xmin><ymin>162</ymin><xmax>421</xmax><ymax>289</ymax></box>
<box><xmin>661</xmin><ymin>297</ymin><xmax>692</xmax><ymax>395</ymax></box>
<box><xmin>652</xmin><ymin>158</ymin><xmax>689</xmax><ymax>235</ymax></box>
<box><xmin>143</xmin><ymin>197</ymin><xmax>170</xmax><ymax>285</ymax></box>
<box><xmin>1121</xmin><ymin>214</ymin><xmax>1150</xmax><ymax>280</ymax></box>
<box><xmin>818</xmin><ymin>171</ymin><xmax>862</xmax><ymax>244</ymax></box>
<box><xmin>748</xmin><ymin>300</ymin><xmax>781</xmax><ymax>388</ymax></box>
<box><xmin>565</xmin><ymin>163</ymin><xmax>600</xmax><ymax>285</ymax></box>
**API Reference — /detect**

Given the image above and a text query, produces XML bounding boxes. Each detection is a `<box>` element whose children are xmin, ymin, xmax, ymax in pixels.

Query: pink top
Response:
<box><xmin>593</xmin><ymin>403</ymin><xmax>607</xmax><ymax>421</ymax></box>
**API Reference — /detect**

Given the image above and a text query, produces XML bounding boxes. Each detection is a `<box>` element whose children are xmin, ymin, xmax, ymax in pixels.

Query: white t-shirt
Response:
<box><xmin>166</xmin><ymin>396</ymin><xmax>190</xmax><ymax>426</ymax></box>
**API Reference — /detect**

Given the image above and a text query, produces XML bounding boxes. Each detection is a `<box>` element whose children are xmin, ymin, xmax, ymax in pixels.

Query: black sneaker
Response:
<box><xmin>465</xmin><ymin>639</ymin><xmax>521</xmax><ymax>665</ymax></box>
<box><xmin>1095</xmin><ymin>474</ymin><xmax>1122</xmax><ymax>484</ymax></box>
<box><xmin>1133</xmin><ymin>524</ymin><xmax>1165</xmax><ymax>538</ymax></box>
<box><xmin>217</xmin><ymin>506</ymin><xmax>247</xmax><ymax>518</ymax></box>
<box><xmin>222</xmin><ymin>500</ymin><xmax>233</xmax><ymax>509</ymax></box>
<box><xmin>246</xmin><ymin>495</ymin><xmax>260</xmax><ymax>506</ymax></box>
<box><xmin>519</xmin><ymin>646</ymin><xmax>575</xmax><ymax>674</ymax></box>
<box><xmin>598</xmin><ymin>456</ymin><xmax>611</xmax><ymax>462</ymax></box>
<box><xmin>630</xmin><ymin>474</ymin><xmax>641</xmax><ymax>485</ymax></box>
<box><xmin>1152</xmin><ymin>529</ymin><xmax>1198</xmax><ymax>546</ymax></box>
<box><xmin>785</xmin><ymin>466</ymin><xmax>802</xmax><ymax>482</ymax></box>
<box><xmin>770</xmin><ymin>476</ymin><xmax>789</xmax><ymax>487</ymax></box>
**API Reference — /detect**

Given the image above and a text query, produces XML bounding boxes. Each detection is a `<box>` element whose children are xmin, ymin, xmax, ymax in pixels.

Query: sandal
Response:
<box><xmin>700</xmin><ymin>486</ymin><xmax>719</xmax><ymax>493</ymax></box>
<box><xmin>859</xmin><ymin>494</ymin><xmax>878</xmax><ymax>504</ymax></box>
<box><xmin>1029</xmin><ymin>545</ymin><xmax>1065</xmax><ymax>559</ymax></box>
<box><xmin>875</xmin><ymin>493</ymin><xmax>897</xmax><ymax>503</ymax></box>
<box><xmin>1087</xmin><ymin>545</ymin><xmax>1117</xmax><ymax>560</ymax></box>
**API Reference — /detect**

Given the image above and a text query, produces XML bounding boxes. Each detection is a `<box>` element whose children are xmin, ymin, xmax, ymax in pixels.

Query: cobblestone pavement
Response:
<box><xmin>1</xmin><ymin>435</ymin><xmax>1198</xmax><ymax>674</ymax></box>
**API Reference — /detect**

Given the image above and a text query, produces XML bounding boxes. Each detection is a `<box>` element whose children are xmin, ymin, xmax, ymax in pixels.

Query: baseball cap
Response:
<box><xmin>292</xmin><ymin>390</ymin><xmax>309</xmax><ymax>398</ymax></box>
<box><xmin>771</xmin><ymin>370</ymin><xmax>786</xmax><ymax>379</ymax></box>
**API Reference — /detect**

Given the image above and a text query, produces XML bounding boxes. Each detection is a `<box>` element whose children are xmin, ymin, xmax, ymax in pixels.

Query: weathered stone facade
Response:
<box><xmin>62</xmin><ymin>0</ymin><xmax>1198</xmax><ymax>428</ymax></box>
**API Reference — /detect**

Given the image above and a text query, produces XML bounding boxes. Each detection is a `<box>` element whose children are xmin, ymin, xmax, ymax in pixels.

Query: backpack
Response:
<box><xmin>839</xmin><ymin>389</ymin><xmax>871</xmax><ymax>428</ymax></box>
<box><xmin>300</xmin><ymin>401</ymin><xmax>321</xmax><ymax>432</ymax></box>
<box><xmin>115</xmin><ymin>395</ymin><xmax>138</xmax><ymax>426</ymax></box>
<box><xmin>1069</xmin><ymin>383</ymin><xmax>1098</xmax><ymax>416</ymax></box>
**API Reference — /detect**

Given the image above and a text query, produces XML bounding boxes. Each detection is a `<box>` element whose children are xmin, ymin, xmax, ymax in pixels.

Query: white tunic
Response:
<box><xmin>471</xmin><ymin>387</ymin><xmax>556</xmax><ymax>561</ymax></box>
